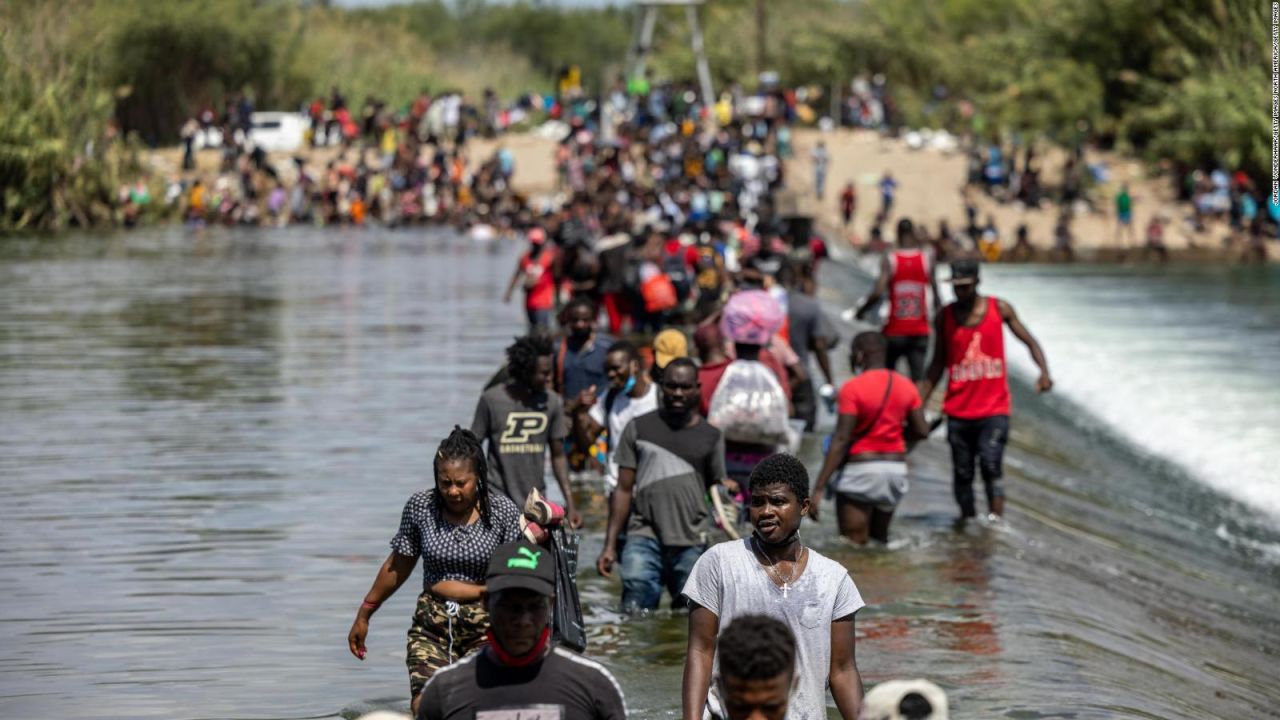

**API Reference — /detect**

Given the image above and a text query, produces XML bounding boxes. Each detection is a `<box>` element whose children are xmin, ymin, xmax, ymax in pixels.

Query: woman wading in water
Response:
<box><xmin>347</xmin><ymin>427</ymin><xmax>522</xmax><ymax>715</ymax></box>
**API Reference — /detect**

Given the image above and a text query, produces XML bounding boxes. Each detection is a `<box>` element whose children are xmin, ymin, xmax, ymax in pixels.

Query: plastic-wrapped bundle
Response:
<box><xmin>721</xmin><ymin>289</ymin><xmax>785</xmax><ymax>345</ymax></box>
<box><xmin>707</xmin><ymin>360</ymin><xmax>789</xmax><ymax>445</ymax></box>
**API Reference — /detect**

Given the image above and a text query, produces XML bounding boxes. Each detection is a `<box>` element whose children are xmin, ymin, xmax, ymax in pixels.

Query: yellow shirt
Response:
<box><xmin>189</xmin><ymin>185</ymin><xmax>205</xmax><ymax>213</ymax></box>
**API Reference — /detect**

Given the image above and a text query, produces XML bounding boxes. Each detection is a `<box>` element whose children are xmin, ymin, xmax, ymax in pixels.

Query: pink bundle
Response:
<box><xmin>720</xmin><ymin>289</ymin><xmax>785</xmax><ymax>346</ymax></box>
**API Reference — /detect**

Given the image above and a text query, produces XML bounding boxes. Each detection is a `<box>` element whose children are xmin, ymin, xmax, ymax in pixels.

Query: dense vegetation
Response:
<box><xmin>0</xmin><ymin>0</ymin><xmax>1267</xmax><ymax>234</ymax></box>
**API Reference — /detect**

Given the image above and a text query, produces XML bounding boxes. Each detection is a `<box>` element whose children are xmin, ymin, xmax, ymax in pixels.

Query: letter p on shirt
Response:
<box><xmin>501</xmin><ymin>412</ymin><xmax>548</xmax><ymax>444</ymax></box>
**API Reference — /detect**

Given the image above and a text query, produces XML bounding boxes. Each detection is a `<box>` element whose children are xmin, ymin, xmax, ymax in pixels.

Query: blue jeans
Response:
<box><xmin>620</xmin><ymin>536</ymin><xmax>705</xmax><ymax>613</ymax></box>
<box><xmin>526</xmin><ymin>307</ymin><xmax>553</xmax><ymax>332</ymax></box>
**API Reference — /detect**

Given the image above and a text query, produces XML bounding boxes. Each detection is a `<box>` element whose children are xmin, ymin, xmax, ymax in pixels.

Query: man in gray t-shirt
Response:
<box><xmin>471</xmin><ymin>336</ymin><xmax>580</xmax><ymax>527</ymax></box>
<box><xmin>782</xmin><ymin>278</ymin><xmax>839</xmax><ymax>432</ymax></box>
<box><xmin>596</xmin><ymin>359</ymin><xmax>728</xmax><ymax>612</ymax></box>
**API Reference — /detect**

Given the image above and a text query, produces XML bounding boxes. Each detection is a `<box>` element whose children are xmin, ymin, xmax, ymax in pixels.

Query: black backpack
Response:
<box><xmin>662</xmin><ymin>245</ymin><xmax>692</xmax><ymax>300</ymax></box>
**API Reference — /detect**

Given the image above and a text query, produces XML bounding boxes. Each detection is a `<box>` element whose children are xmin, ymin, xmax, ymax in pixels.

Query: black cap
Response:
<box><xmin>948</xmin><ymin>259</ymin><xmax>980</xmax><ymax>285</ymax></box>
<box><xmin>486</xmin><ymin>542</ymin><xmax>556</xmax><ymax>596</ymax></box>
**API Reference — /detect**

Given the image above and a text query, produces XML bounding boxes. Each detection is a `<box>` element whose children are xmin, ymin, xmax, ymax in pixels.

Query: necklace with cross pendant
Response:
<box><xmin>757</xmin><ymin>537</ymin><xmax>804</xmax><ymax>598</ymax></box>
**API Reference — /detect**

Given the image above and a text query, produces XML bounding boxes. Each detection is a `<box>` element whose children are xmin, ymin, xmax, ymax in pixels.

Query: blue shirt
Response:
<box><xmin>558</xmin><ymin>333</ymin><xmax>615</xmax><ymax>400</ymax></box>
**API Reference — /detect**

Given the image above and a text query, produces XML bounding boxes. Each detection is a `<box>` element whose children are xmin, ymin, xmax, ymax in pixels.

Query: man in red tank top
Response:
<box><xmin>809</xmin><ymin>332</ymin><xmax>932</xmax><ymax>544</ymax></box>
<box><xmin>919</xmin><ymin>259</ymin><xmax>1053</xmax><ymax>520</ymax></box>
<box><xmin>854</xmin><ymin>218</ymin><xmax>939</xmax><ymax>381</ymax></box>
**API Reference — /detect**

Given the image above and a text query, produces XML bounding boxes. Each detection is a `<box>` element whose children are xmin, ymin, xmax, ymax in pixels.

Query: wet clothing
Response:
<box><xmin>392</xmin><ymin>492</ymin><xmax>522</xmax><ymax>697</ymax></box>
<box><xmin>785</xmin><ymin>289</ymin><xmax>838</xmax><ymax>424</ymax></box>
<box><xmin>886</xmin><ymin>335</ymin><xmax>929</xmax><ymax>381</ymax></box>
<box><xmin>834</xmin><ymin>461</ymin><xmax>909</xmax><ymax>511</ymax></box>
<box><xmin>941</xmin><ymin>297</ymin><xmax>1010</xmax><ymax>419</ymax></box>
<box><xmin>419</xmin><ymin>646</ymin><xmax>627</xmax><ymax>720</ymax></box>
<box><xmin>406</xmin><ymin>593</ymin><xmax>489</xmax><ymax>696</ymax></box>
<box><xmin>940</xmin><ymin>297</ymin><xmax>1012</xmax><ymax>516</ymax></box>
<box><xmin>472</xmin><ymin>385</ymin><xmax>568</xmax><ymax>506</ymax></box>
<box><xmin>682</xmin><ymin>539</ymin><xmax>864</xmax><ymax>720</ymax></box>
<box><xmin>391</xmin><ymin>490</ymin><xmax>523</xmax><ymax>590</ymax></box>
<box><xmin>948</xmin><ymin>415</ymin><xmax>1008</xmax><ymax>517</ymax></box>
<box><xmin>614</xmin><ymin>411</ymin><xmax>726</xmax><ymax>548</ymax></box>
<box><xmin>620</xmin><ymin>535</ymin><xmax>704</xmax><ymax>612</ymax></box>
<box><xmin>836</xmin><ymin>368</ymin><xmax>921</xmax><ymax>455</ymax></box>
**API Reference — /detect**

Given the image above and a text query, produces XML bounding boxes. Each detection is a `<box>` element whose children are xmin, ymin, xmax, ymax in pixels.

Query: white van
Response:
<box><xmin>248</xmin><ymin>112</ymin><xmax>306</xmax><ymax>152</ymax></box>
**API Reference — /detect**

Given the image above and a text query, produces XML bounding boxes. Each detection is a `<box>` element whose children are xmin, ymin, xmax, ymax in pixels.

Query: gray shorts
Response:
<box><xmin>834</xmin><ymin>461</ymin><xmax>909</xmax><ymax>512</ymax></box>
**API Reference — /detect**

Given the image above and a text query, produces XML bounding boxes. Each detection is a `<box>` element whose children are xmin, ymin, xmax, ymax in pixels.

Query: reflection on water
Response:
<box><xmin>0</xmin><ymin>229</ymin><xmax>1277</xmax><ymax>720</ymax></box>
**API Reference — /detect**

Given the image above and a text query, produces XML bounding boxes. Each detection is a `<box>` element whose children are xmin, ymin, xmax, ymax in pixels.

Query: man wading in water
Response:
<box><xmin>472</xmin><ymin>335</ymin><xmax>582</xmax><ymax>527</ymax></box>
<box><xmin>810</xmin><ymin>332</ymin><xmax>932</xmax><ymax>544</ymax></box>
<box><xmin>855</xmin><ymin>217</ymin><xmax>939</xmax><ymax>381</ymax></box>
<box><xmin>919</xmin><ymin>259</ymin><xmax>1052</xmax><ymax>520</ymax></box>
<box><xmin>597</xmin><ymin>358</ymin><xmax>728</xmax><ymax>613</ymax></box>
<box><xmin>681</xmin><ymin>454</ymin><xmax>864</xmax><ymax>719</ymax></box>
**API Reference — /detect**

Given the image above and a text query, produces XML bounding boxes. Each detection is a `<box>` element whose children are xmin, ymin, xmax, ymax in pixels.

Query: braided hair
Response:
<box><xmin>433</xmin><ymin>426</ymin><xmax>492</xmax><ymax>528</ymax></box>
<box><xmin>505</xmin><ymin>334</ymin><xmax>554</xmax><ymax>388</ymax></box>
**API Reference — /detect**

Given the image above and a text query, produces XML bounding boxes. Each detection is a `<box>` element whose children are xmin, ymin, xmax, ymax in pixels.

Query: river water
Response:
<box><xmin>1</xmin><ymin>228</ymin><xmax>1277</xmax><ymax>719</ymax></box>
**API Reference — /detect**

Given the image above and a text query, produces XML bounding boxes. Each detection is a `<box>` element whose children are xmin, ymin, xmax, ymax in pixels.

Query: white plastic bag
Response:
<box><xmin>707</xmin><ymin>360</ymin><xmax>789</xmax><ymax>445</ymax></box>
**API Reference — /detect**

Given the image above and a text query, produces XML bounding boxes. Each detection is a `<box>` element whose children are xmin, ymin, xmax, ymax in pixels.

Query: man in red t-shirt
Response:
<box><xmin>503</xmin><ymin>227</ymin><xmax>558</xmax><ymax>333</ymax></box>
<box><xmin>810</xmin><ymin>332</ymin><xmax>931</xmax><ymax>544</ymax></box>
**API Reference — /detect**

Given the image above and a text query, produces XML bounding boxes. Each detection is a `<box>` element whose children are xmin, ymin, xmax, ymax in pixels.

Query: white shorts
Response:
<box><xmin>834</xmin><ymin>461</ymin><xmax>909</xmax><ymax>512</ymax></box>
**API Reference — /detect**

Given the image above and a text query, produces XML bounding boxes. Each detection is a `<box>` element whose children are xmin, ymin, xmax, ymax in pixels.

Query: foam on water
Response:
<box><xmin>980</xmin><ymin>265</ymin><xmax>1280</xmax><ymax>522</ymax></box>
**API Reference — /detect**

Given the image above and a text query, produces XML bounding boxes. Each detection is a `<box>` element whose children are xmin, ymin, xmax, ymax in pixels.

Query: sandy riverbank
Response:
<box><xmin>786</xmin><ymin>128</ymin><xmax>1273</xmax><ymax>263</ymax></box>
<box><xmin>148</xmin><ymin>131</ymin><xmax>561</xmax><ymax>195</ymax></box>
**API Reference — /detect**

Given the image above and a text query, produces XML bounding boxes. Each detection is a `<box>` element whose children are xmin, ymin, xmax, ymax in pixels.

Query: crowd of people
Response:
<box><xmin>335</xmin><ymin>80</ymin><xmax>1065</xmax><ymax>720</ymax></box>
<box><xmin>946</xmin><ymin>138</ymin><xmax>1275</xmax><ymax>264</ymax></box>
<box><xmin>126</xmin><ymin>77</ymin><xmax>1276</xmax><ymax>271</ymax></box>
<box><xmin>169</xmin><ymin>86</ymin><xmax>530</xmax><ymax>230</ymax></box>
<box><xmin>155</xmin><ymin>83</ymin><xmax>619</xmax><ymax>231</ymax></box>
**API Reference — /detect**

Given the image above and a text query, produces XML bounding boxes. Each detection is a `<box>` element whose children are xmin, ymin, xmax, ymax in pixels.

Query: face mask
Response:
<box><xmin>621</xmin><ymin>374</ymin><xmax>637</xmax><ymax>395</ymax></box>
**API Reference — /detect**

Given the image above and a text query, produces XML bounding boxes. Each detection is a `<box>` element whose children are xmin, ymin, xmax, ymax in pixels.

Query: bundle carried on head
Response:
<box><xmin>720</xmin><ymin>289</ymin><xmax>784</xmax><ymax>346</ymax></box>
